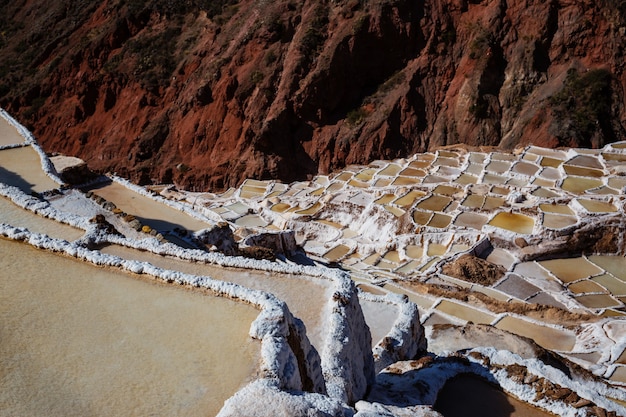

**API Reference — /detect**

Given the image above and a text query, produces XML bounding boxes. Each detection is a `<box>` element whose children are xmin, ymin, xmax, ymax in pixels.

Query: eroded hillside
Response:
<box><xmin>1</xmin><ymin>0</ymin><xmax>626</xmax><ymax>190</ymax></box>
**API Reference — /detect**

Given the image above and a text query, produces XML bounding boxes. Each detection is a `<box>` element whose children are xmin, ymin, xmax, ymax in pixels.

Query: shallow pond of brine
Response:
<box><xmin>0</xmin><ymin>196</ymin><xmax>85</xmax><ymax>241</ymax></box>
<box><xmin>0</xmin><ymin>117</ymin><xmax>26</xmax><ymax>146</ymax></box>
<box><xmin>0</xmin><ymin>238</ymin><xmax>260</xmax><ymax>417</ymax></box>
<box><xmin>99</xmin><ymin>244</ymin><xmax>331</xmax><ymax>349</ymax></box>
<box><xmin>0</xmin><ymin>146</ymin><xmax>60</xmax><ymax>193</ymax></box>
<box><xmin>489</xmin><ymin>212</ymin><xmax>535</xmax><ymax>234</ymax></box>
<box><xmin>86</xmin><ymin>181</ymin><xmax>212</xmax><ymax>233</ymax></box>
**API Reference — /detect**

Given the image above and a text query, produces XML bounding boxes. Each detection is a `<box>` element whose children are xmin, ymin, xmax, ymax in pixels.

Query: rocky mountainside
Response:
<box><xmin>1</xmin><ymin>0</ymin><xmax>626</xmax><ymax>190</ymax></box>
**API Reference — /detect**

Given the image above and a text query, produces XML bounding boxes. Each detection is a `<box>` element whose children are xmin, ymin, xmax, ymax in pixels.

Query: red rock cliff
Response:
<box><xmin>1</xmin><ymin>0</ymin><xmax>625</xmax><ymax>190</ymax></box>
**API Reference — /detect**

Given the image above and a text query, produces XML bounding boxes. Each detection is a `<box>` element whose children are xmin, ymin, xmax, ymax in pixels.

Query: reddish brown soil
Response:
<box><xmin>1</xmin><ymin>0</ymin><xmax>625</xmax><ymax>190</ymax></box>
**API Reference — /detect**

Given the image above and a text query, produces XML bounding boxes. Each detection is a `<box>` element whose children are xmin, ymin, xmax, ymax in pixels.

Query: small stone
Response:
<box><xmin>572</xmin><ymin>398</ymin><xmax>591</xmax><ymax>408</ymax></box>
<box><xmin>103</xmin><ymin>201</ymin><xmax>116</xmax><ymax>211</ymax></box>
<box><xmin>563</xmin><ymin>391</ymin><xmax>579</xmax><ymax>404</ymax></box>
<box><xmin>590</xmin><ymin>406</ymin><xmax>607</xmax><ymax>417</ymax></box>
<box><xmin>129</xmin><ymin>219</ymin><xmax>142</xmax><ymax>231</ymax></box>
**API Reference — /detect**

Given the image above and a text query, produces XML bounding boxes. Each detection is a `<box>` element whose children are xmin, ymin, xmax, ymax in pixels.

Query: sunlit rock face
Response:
<box><xmin>1</xmin><ymin>1</ymin><xmax>626</xmax><ymax>190</ymax></box>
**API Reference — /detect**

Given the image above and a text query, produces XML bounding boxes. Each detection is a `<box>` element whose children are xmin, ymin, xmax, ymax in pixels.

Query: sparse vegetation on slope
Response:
<box><xmin>1</xmin><ymin>0</ymin><xmax>626</xmax><ymax>190</ymax></box>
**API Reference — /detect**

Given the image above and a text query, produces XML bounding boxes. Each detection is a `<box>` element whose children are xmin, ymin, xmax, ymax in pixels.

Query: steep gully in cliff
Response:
<box><xmin>1</xmin><ymin>0</ymin><xmax>625</xmax><ymax>191</ymax></box>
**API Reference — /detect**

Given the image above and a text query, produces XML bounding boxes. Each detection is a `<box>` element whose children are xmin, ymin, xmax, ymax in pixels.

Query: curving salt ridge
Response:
<box><xmin>2</xmin><ymin>108</ymin><xmax>626</xmax><ymax>415</ymax></box>
<box><xmin>0</xmin><ymin>115</ymin><xmax>402</xmax><ymax>412</ymax></box>
<box><xmin>0</xmin><ymin>109</ymin><xmax>64</xmax><ymax>185</ymax></box>
<box><xmin>0</xmin><ymin>181</ymin><xmax>383</xmax><ymax>403</ymax></box>
<box><xmin>0</xmin><ymin>222</ymin><xmax>327</xmax><ymax>392</ymax></box>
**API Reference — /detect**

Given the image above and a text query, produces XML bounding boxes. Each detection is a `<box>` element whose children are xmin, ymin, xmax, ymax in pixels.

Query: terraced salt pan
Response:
<box><xmin>575</xmin><ymin>293</ymin><xmax>622</xmax><ymax>309</ymax></box>
<box><xmin>575</xmin><ymin>198</ymin><xmax>617</xmax><ymax>213</ymax></box>
<box><xmin>428</xmin><ymin>213</ymin><xmax>452</xmax><ymax>228</ymax></box>
<box><xmin>485</xmin><ymin>248</ymin><xmax>516</xmax><ymax>269</ymax></box>
<box><xmin>588</xmin><ymin>256</ymin><xmax>626</xmax><ymax>281</ymax></box>
<box><xmin>454</xmin><ymin>212</ymin><xmax>488</xmax><ymax>230</ymax></box>
<box><xmin>567</xmin><ymin>280</ymin><xmax>607</xmax><ymax>294</ymax></box>
<box><xmin>0</xmin><ymin>196</ymin><xmax>84</xmax><ymax>241</ymax></box>
<box><xmin>493</xmin><ymin>274</ymin><xmax>541</xmax><ymax>300</ymax></box>
<box><xmin>561</xmin><ymin>176</ymin><xmax>603</xmax><ymax>194</ymax></box>
<box><xmin>235</xmin><ymin>214</ymin><xmax>267</xmax><ymax>227</ymax></box>
<box><xmin>610</xmin><ymin>366</ymin><xmax>626</xmax><ymax>384</ymax></box>
<box><xmin>456</xmin><ymin>173</ymin><xmax>479</xmax><ymax>185</ymax></box>
<box><xmin>461</xmin><ymin>194</ymin><xmax>484</xmax><ymax>209</ymax></box>
<box><xmin>587</xmin><ymin>186</ymin><xmax>620</xmax><ymax>195</ymax></box>
<box><xmin>398</xmin><ymin>167</ymin><xmax>426</xmax><ymax>177</ymax></box>
<box><xmin>542</xmin><ymin>213</ymin><xmax>577</xmax><ymax>229</ymax></box>
<box><xmin>324</xmin><ymin>244</ymin><xmax>351</xmax><ymax>262</ymax></box>
<box><xmin>539</xmin><ymin>204</ymin><xmax>575</xmax><ymax>215</ymax></box>
<box><xmin>435</xmin><ymin>300</ymin><xmax>495</xmax><ymax>325</ymax></box>
<box><xmin>608</xmin><ymin>176</ymin><xmax>626</xmax><ymax>190</ymax></box>
<box><xmin>423</xmin><ymin>311</ymin><xmax>459</xmax><ymax>326</ymax></box>
<box><xmin>483</xmin><ymin>196</ymin><xmax>505</xmax><ymax>211</ymax></box>
<box><xmin>563</xmin><ymin>165</ymin><xmax>605</xmax><ymax>177</ymax></box>
<box><xmin>540</xmin><ymin>157</ymin><xmax>564</xmax><ymax>168</ymax></box>
<box><xmin>394</xmin><ymin>190</ymin><xmax>426</xmax><ymax>207</ymax></box>
<box><xmin>0</xmin><ymin>116</ymin><xmax>25</xmax><ymax>146</ymax></box>
<box><xmin>512</xmin><ymin>161</ymin><xmax>540</xmax><ymax>176</ymax></box>
<box><xmin>0</xmin><ymin>146</ymin><xmax>60</xmax><ymax>193</ymax></box>
<box><xmin>417</xmin><ymin>195</ymin><xmax>452</xmax><ymax>211</ymax></box>
<box><xmin>525</xmin><ymin>292</ymin><xmax>567</xmax><ymax>310</ymax></box>
<box><xmin>99</xmin><ymin>244</ymin><xmax>330</xmax><ymax>348</ymax></box>
<box><xmin>413</xmin><ymin>210</ymin><xmax>432</xmax><ymax>225</ymax></box>
<box><xmin>434</xmin><ymin>156</ymin><xmax>460</xmax><ymax>167</ymax></box>
<box><xmin>539</xmin><ymin>257</ymin><xmax>604</xmax><ymax>283</ymax></box>
<box><xmin>482</xmin><ymin>173</ymin><xmax>507</xmax><ymax>185</ymax></box>
<box><xmin>485</xmin><ymin>160</ymin><xmax>511</xmax><ymax>174</ymax></box>
<box><xmin>495</xmin><ymin>316</ymin><xmax>576</xmax><ymax>352</ymax></box>
<box><xmin>0</xmin><ymin>238</ymin><xmax>259</xmax><ymax>417</ymax></box>
<box><xmin>593</xmin><ymin>274</ymin><xmax>626</xmax><ymax>296</ymax></box>
<box><xmin>488</xmin><ymin>212</ymin><xmax>534</xmax><ymax>234</ymax></box>
<box><xmin>86</xmin><ymin>181</ymin><xmax>212</xmax><ymax>232</ymax></box>
<box><xmin>360</xmin><ymin>298</ymin><xmax>399</xmax><ymax>347</ymax></box>
<box><xmin>427</xmin><ymin>243</ymin><xmax>448</xmax><ymax>256</ymax></box>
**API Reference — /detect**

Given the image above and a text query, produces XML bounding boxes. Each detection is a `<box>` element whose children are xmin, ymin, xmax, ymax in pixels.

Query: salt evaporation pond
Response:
<box><xmin>588</xmin><ymin>255</ymin><xmax>626</xmax><ymax>281</ymax></box>
<box><xmin>86</xmin><ymin>181</ymin><xmax>212</xmax><ymax>232</ymax></box>
<box><xmin>0</xmin><ymin>196</ymin><xmax>85</xmax><ymax>241</ymax></box>
<box><xmin>0</xmin><ymin>238</ymin><xmax>260</xmax><ymax>417</ymax></box>
<box><xmin>495</xmin><ymin>316</ymin><xmax>575</xmax><ymax>352</ymax></box>
<box><xmin>434</xmin><ymin>374</ymin><xmax>556</xmax><ymax>417</ymax></box>
<box><xmin>0</xmin><ymin>118</ymin><xmax>24</xmax><ymax>146</ymax></box>
<box><xmin>359</xmin><ymin>298</ymin><xmax>399</xmax><ymax>347</ymax></box>
<box><xmin>0</xmin><ymin>146</ymin><xmax>60</xmax><ymax>193</ymax></box>
<box><xmin>488</xmin><ymin>212</ymin><xmax>534</xmax><ymax>234</ymax></box>
<box><xmin>99</xmin><ymin>244</ymin><xmax>331</xmax><ymax>348</ymax></box>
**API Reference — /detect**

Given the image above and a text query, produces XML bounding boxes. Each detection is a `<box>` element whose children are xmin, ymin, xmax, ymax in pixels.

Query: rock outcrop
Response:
<box><xmin>1</xmin><ymin>0</ymin><xmax>626</xmax><ymax>190</ymax></box>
